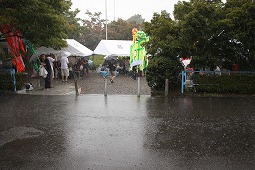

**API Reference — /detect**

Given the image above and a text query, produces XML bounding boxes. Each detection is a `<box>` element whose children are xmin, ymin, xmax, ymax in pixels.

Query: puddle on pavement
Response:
<box><xmin>0</xmin><ymin>126</ymin><xmax>44</xmax><ymax>147</ymax></box>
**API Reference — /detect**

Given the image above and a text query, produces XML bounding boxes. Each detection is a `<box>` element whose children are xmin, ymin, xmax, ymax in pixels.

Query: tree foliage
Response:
<box><xmin>0</xmin><ymin>0</ymin><xmax>74</xmax><ymax>48</ymax></box>
<box><xmin>78</xmin><ymin>12</ymin><xmax>144</xmax><ymax>50</ymax></box>
<box><xmin>65</xmin><ymin>8</ymin><xmax>89</xmax><ymax>43</ymax></box>
<box><xmin>79</xmin><ymin>11</ymin><xmax>106</xmax><ymax>50</ymax></box>
<box><xmin>144</xmin><ymin>0</ymin><xmax>255</xmax><ymax>92</ymax></box>
<box><xmin>146</xmin><ymin>56</ymin><xmax>182</xmax><ymax>92</ymax></box>
<box><xmin>144</xmin><ymin>10</ymin><xmax>182</xmax><ymax>91</ymax></box>
<box><xmin>107</xmin><ymin>18</ymin><xmax>143</xmax><ymax>41</ymax></box>
<box><xmin>173</xmin><ymin>0</ymin><xmax>255</xmax><ymax>70</ymax></box>
<box><xmin>144</xmin><ymin>10</ymin><xmax>180</xmax><ymax>58</ymax></box>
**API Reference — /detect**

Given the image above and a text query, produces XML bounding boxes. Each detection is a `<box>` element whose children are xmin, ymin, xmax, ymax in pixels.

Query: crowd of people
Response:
<box><xmin>98</xmin><ymin>58</ymin><xmax>144</xmax><ymax>83</ymax></box>
<box><xmin>36</xmin><ymin>55</ymin><xmax>145</xmax><ymax>90</ymax></box>
<box><xmin>38</xmin><ymin>53</ymin><xmax>75</xmax><ymax>90</ymax></box>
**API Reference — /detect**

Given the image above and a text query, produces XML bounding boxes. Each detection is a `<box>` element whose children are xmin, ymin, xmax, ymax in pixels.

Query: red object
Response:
<box><xmin>233</xmin><ymin>63</ymin><xmax>238</xmax><ymax>71</ymax></box>
<box><xmin>0</xmin><ymin>24</ymin><xmax>25</xmax><ymax>72</ymax></box>
<box><xmin>132</xmin><ymin>28</ymin><xmax>138</xmax><ymax>35</ymax></box>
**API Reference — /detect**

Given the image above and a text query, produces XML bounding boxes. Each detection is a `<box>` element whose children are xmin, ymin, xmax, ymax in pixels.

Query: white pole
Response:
<box><xmin>137</xmin><ymin>77</ymin><xmax>141</xmax><ymax>97</ymax></box>
<box><xmin>105</xmin><ymin>0</ymin><xmax>108</xmax><ymax>40</ymax></box>
<box><xmin>104</xmin><ymin>79</ymin><xmax>107</xmax><ymax>96</ymax></box>
<box><xmin>74</xmin><ymin>79</ymin><xmax>79</xmax><ymax>96</ymax></box>
<box><xmin>114</xmin><ymin>0</ymin><xmax>116</xmax><ymax>21</ymax></box>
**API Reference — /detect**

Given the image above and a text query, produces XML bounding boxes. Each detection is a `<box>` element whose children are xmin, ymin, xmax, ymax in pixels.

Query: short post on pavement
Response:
<box><xmin>104</xmin><ymin>79</ymin><xmax>107</xmax><ymax>96</ymax></box>
<box><xmin>165</xmin><ymin>79</ymin><xmax>169</xmax><ymax>96</ymax></box>
<box><xmin>74</xmin><ymin>79</ymin><xmax>79</xmax><ymax>96</ymax></box>
<box><xmin>137</xmin><ymin>77</ymin><xmax>141</xmax><ymax>97</ymax></box>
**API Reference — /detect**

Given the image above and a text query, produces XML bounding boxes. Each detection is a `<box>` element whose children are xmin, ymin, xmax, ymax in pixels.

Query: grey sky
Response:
<box><xmin>71</xmin><ymin>0</ymin><xmax>188</xmax><ymax>22</ymax></box>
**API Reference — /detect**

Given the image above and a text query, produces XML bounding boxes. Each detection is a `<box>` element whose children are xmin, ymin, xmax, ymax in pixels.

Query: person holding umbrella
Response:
<box><xmin>40</xmin><ymin>54</ymin><xmax>52</xmax><ymax>90</ymax></box>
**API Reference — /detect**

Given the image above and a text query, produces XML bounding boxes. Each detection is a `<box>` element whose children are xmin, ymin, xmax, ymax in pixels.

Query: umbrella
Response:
<box><xmin>130</xmin><ymin>60</ymin><xmax>143</xmax><ymax>67</ymax></box>
<box><xmin>58</xmin><ymin>51</ymin><xmax>71</xmax><ymax>58</ymax></box>
<box><xmin>30</xmin><ymin>46</ymin><xmax>60</xmax><ymax>61</ymax></box>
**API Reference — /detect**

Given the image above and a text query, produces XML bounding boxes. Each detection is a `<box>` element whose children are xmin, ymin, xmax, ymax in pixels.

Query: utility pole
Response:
<box><xmin>114</xmin><ymin>0</ymin><xmax>116</xmax><ymax>21</ymax></box>
<box><xmin>105</xmin><ymin>0</ymin><xmax>108</xmax><ymax>40</ymax></box>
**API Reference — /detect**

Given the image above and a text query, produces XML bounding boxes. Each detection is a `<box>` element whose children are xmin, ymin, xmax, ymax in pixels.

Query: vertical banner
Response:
<box><xmin>0</xmin><ymin>24</ymin><xmax>25</xmax><ymax>72</ymax></box>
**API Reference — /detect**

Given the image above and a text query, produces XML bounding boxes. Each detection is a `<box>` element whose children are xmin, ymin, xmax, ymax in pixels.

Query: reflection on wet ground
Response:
<box><xmin>0</xmin><ymin>94</ymin><xmax>255</xmax><ymax>169</ymax></box>
<box><xmin>145</xmin><ymin>97</ymin><xmax>255</xmax><ymax>169</ymax></box>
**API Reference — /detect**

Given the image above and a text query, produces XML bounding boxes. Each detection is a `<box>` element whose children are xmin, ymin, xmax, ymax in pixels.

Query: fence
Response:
<box><xmin>181</xmin><ymin>70</ymin><xmax>255</xmax><ymax>94</ymax></box>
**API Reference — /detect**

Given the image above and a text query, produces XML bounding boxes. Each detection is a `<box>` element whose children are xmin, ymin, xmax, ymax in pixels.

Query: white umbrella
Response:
<box><xmin>58</xmin><ymin>51</ymin><xmax>71</xmax><ymax>58</ymax></box>
<box><xmin>30</xmin><ymin>46</ymin><xmax>59</xmax><ymax>61</ymax></box>
<box><xmin>130</xmin><ymin>60</ymin><xmax>143</xmax><ymax>67</ymax></box>
<box><xmin>104</xmin><ymin>55</ymin><xmax>117</xmax><ymax>60</ymax></box>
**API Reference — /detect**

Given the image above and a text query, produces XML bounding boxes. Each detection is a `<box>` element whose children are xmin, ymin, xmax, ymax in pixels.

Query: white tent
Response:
<box><xmin>93</xmin><ymin>40</ymin><xmax>133</xmax><ymax>57</ymax></box>
<box><xmin>30</xmin><ymin>39</ymin><xmax>93</xmax><ymax>61</ymax></box>
<box><xmin>63</xmin><ymin>39</ymin><xmax>93</xmax><ymax>57</ymax></box>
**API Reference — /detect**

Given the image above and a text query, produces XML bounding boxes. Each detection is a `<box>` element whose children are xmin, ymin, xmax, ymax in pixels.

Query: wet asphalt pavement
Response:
<box><xmin>0</xmin><ymin>94</ymin><xmax>255</xmax><ymax>170</ymax></box>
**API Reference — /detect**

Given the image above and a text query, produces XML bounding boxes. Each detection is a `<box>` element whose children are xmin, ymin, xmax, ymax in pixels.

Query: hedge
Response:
<box><xmin>193</xmin><ymin>74</ymin><xmax>255</xmax><ymax>94</ymax></box>
<box><xmin>0</xmin><ymin>72</ymin><xmax>27</xmax><ymax>92</ymax></box>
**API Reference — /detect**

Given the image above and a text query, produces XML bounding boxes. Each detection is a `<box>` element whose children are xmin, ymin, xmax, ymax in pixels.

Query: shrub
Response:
<box><xmin>0</xmin><ymin>71</ymin><xmax>27</xmax><ymax>92</ymax></box>
<box><xmin>146</xmin><ymin>56</ymin><xmax>182</xmax><ymax>93</ymax></box>
<box><xmin>194</xmin><ymin>74</ymin><xmax>255</xmax><ymax>94</ymax></box>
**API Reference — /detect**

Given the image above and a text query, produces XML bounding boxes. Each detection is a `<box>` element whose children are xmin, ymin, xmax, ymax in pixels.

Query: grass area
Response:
<box><xmin>90</xmin><ymin>55</ymin><xmax>105</xmax><ymax>67</ymax></box>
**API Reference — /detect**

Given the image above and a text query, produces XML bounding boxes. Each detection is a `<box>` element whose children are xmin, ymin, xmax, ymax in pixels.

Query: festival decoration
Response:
<box><xmin>0</xmin><ymin>24</ymin><xmax>25</xmax><ymax>72</ymax></box>
<box><xmin>132</xmin><ymin>28</ymin><xmax>138</xmax><ymax>43</ymax></box>
<box><xmin>130</xmin><ymin>28</ymin><xmax>149</xmax><ymax>71</ymax></box>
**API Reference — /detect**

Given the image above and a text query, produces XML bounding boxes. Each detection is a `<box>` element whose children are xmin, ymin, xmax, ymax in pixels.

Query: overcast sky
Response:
<box><xmin>71</xmin><ymin>0</ymin><xmax>189</xmax><ymax>22</ymax></box>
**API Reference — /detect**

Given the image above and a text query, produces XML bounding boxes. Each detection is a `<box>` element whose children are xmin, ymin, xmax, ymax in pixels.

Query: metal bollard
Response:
<box><xmin>137</xmin><ymin>77</ymin><xmax>141</xmax><ymax>97</ymax></box>
<box><xmin>74</xmin><ymin>79</ymin><xmax>79</xmax><ymax>96</ymax></box>
<box><xmin>165</xmin><ymin>79</ymin><xmax>169</xmax><ymax>96</ymax></box>
<box><xmin>104</xmin><ymin>79</ymin><xmax>107</xmax><ymax>96</ymax></box>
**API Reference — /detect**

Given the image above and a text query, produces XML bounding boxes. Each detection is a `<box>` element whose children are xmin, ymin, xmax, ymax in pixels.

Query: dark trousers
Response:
<box><xmin>131</xmin><ymin>71</ymin><xmax>136</xmax><ymax>80</ymax></box>
<box><xmin>45</xmin><ymin>70</ymin><xmax>51</xmax><ymax>88</ymax></box>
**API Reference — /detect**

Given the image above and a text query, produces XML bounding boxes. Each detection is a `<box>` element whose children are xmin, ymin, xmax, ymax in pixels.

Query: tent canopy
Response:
<box><xmin>30</xmin><ymin>39</ymin><xmax>93</xmax><ymax>61</ymax></box>
<box><xmin>63</xmin><ymin>39</ymin><xmax>93</xmax><ymax>57</ymax></box>
<box><xmin>93</xmin><ymin>40</ymin><xmax>133</xmax><ymax>57</ymax></box>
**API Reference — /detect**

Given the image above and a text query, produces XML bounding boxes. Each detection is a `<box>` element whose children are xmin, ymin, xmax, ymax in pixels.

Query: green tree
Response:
<box><xmin>144</xmin><ymin>10</ymin><xmax>181</xmax><ymax>58</ymax></box>
<box><xmin>78</xmin><ymin>12</ymin><xmax>145</xmax><ymax>50</ymax></box>
<box><xmin>224</xmin><ymin>0</ymin><xmax>255</xmax><ymax>70</ymax></box>
<box><xmin>175</xmin><ymin>0</ymin><xmax>226</xmax><ymax>67</ymax></box>
<box><xmin>144</xmin><ymin>10</ymin><xmax>182</xmax><ymax>92</ymax></box>
<box><xmin>107</xmin><ymin>19</ymin><xmax>133</xmax><ymax>40</ymax></box>
<box><xmin>0</xmin><ymin>0</ymin><xmax>74</xmax><ymax>48</ymax></box>
<box><xmin>65</xmin><ymin>8</ymin><xmax>89</xmax><ymax>41</ymax></box>
<box><xmin>107</xmin><ymin>16</ymin><xmax>143</xmax><ymax>40</ymax></box>
<box><xmin>174</xmin><ymin>0</ymin><xmax>255</xmax><ymax>70</ymax></box>
<box><xmin>81</xmin><ymin>10</ymin><xmax>106</xmax><ymax>50</ymax></box>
